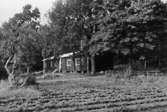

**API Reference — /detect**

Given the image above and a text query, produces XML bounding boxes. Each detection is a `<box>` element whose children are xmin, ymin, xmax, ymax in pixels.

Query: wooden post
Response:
<box><xmin>42</xmin><ymin>48</ymin><xmax>46</xmax><ymax>77</ymax></box>
<box><xmin>91</xmin><ymin>55</ymin><xmax>95</xmax><ymax>75</ymax></box>
<box><xmin>80</xmin><ymin>57</ymin><xmax>84</xmax><ymax>74</ymax></box>
<box><xmin>144</xmin><ymin>59</ymin><xmax>147</xmax><ymax>70</ymax></box>
<box><xmin>27</xmin><ymin>66</ymin><xmax>30</xmax><ymax>74</ymax></box>
<box><xmin>80</xmin><ymin>40</ymin><xmax>84</xmax><ymax>74</ymax></box>
<box><xmin>43</xmin><ymin>59</ymin><xmax>46</xmax><ymax>75</ymax></box>
<box><xmin>72</xmin><ymin>52</ymin><xmax>76</xmax><ymax>73</ymax></box>
<box><xmin>86</xmin><ymin>55</ymin><xmax>90</xmax><ymax>74</ymax></box>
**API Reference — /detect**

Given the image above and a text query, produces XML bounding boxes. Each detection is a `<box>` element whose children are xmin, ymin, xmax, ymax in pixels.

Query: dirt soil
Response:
<box><xmin>1</xmin><ymin>74</ymin><xmax>167</xmax><ymax>112</ymax></box>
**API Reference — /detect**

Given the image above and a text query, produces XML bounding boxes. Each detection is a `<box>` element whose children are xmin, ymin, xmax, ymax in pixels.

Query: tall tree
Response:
<box><xmin>89</xmin><ymin>0</ymin><xmax>167</xmax><ymax>74</ymax></box>
<box><xmin>0</xmin><ymin>4</ymin><xmax>41</xmax><ymax>85</ymax></box>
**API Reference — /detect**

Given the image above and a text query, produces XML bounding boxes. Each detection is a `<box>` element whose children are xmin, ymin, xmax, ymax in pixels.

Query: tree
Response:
<box><xmin>39</xmin><ymin>25</ymin><xmax>58</xmax><ymax>75</ymax></box>
<box><xmin>64</xmin><ymin>0</ymin><xmax>95</xmax><ymax>74</ymax></box>
<box><xmin>48</xmin><ymin>0</ymin><xmax>86</xmax><ymax>72</ymax></box>
<box><xmin>47</xmin><ymin>0</ymin><xmax>167</xmax><ymax>75</ymax></box>
<box><xmin>88</xmin><ymin>0</ymin><xmax>167</xmax><ymax>74</ymax></box>
<box><xmin>0</xmin><ymin>4</ymin><xmax>41</xmax><ymax>86</ymax></box>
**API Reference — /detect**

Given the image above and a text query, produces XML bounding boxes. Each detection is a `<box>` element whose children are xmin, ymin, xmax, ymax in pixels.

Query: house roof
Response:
<box><xmin>42</xmin><ymin>56</ymin><xmax>54</xmax><ymax>61</ymax></box>
<box><xmin>60</xmin><ymin>52</ymin><xmax>73</xmax><ymax>58</ymax></box>
<box><xmin>59</xmin><ymin>51</ymin><xmax>79</xmax><ymax>58</ymax></box>
<box><xmin>42</xmin><ymin>51</ymin><xmax>80</xmax><ymax>61</ymax></box>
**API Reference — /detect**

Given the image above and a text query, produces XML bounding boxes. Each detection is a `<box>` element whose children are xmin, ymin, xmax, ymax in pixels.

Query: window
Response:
<box><xmin>75</xmin><ymin>58</ymin><xmax>80</xmax><ymax>66</ymax></box>
<box><xmin>67</xmin><ymin>59</ymin><xmax>72</xmax><ymax>67</ymax></box>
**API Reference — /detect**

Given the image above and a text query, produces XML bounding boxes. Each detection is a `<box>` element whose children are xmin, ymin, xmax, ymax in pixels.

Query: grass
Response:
<box><xmin>0</xmin><ymin>80</ymin><xmax>41</xmax><ymax>99</ymax></box>
<box><xmin>0</xmin><ymin>87</ymin><xmax>41</xmax><ymax>98</ymax></box>
<box><xmin>2</xmin><ymin>73</ymin><xmax>167</xmax><ymax>112</ymax></box>
<box><xmin>0</xmin><ymin>80</ymin><xmax>10</xmax><ymax>89</ymax></box>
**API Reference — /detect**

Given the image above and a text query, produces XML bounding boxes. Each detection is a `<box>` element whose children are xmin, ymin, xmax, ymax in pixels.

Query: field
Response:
<box><xmin>1</xmin><ymin>74</ymin><xmax>167</xmax><ymax>112</ymax></box>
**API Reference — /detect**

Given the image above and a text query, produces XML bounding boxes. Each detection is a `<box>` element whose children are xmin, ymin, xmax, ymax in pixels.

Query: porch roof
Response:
<box><xmin>59</xmin><ymin>51</ymin><xmax>79</xmax><ymax>58</ymax></box>
<box><xmin>42</xmin><ymin>56</ymin><xmax>54</xmax><ymax>61</ymax></box>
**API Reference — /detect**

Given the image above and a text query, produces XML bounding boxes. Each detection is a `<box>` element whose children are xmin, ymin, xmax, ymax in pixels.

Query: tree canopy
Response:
<box><xmin>0</xmin><ymin>4</ymin><xmax>41</xmax><ymax>73</ymax></box>
<box><xmin>1</xmin><ymin>0</ymin><xmax>167</xmax><ymax>77</ymax></box>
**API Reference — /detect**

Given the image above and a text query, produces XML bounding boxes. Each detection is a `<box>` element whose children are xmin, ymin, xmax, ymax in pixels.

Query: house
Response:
<box><xmin>58</xmin><ymin>52</ymin><xmax>86</xmax><ymax>73</ymax></box>
<box><xmin>58</xmin><ymin>51</ymin><xmax>114</xmax><ymax>73</ymax></box>
<box><xmin>42</xmin><ymin>56</ymin><xmax>57</xmax><ymax>72</ymax></box>
<box><xmin>42</xmin><ymin>50</ymin><xmax>114</xmax><ymax>74</ymax></box>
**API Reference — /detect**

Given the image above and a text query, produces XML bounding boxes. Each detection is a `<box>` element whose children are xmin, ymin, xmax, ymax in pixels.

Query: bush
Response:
<box><xmin>160</xmin><ymin>67</ymin><xmax>167</xmax><ymax>73</ymax></box>
<box><xmin>20</xmin><ymin>74</ymin><xmax>38</xmax><ymax>87</ymax></box>
<box><xmin>12</xmin><ymin>73</ymin><xmax>38</xmax><ymax>87</ymax></box>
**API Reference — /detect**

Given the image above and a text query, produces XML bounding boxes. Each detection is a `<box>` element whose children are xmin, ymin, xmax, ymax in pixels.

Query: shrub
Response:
<box><xmin>19</xmin><ymin>74</ymin><xmax>38</xmax><ymax>87</ymax></box>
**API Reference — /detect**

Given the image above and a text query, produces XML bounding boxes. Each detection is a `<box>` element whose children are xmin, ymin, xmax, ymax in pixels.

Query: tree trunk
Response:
<box><xmin>127</xmin><ymin>63</ymin><xmax>132</xmax><ymax>76</ymax></box>
<box><xmin>12</xmin><ymin>56</ymin><xmax>16</xmax><ymax>75</ymax></box>
<box><xmin>42</xmin><ymin>49</ymin><xmax>46</xmax><ymax>76</ymax></box>
<box><xmin>144</xmin><ymin>59</ymin><xmax>147</xmax><ymax>70</ymax></box>
<box><xmin>5</xmin><ymin>56</ymin><xmax>15</xmax><ymax>86</ymax></box>
<box><xmin>126</xmin><ymin>56</ymin><xmax>133</xmax><ymax>78</ymax></box>
<box><xmin>80</xmin><ymin>56</ymin><xmax>84</xmax><ymax>74</ymax></box>
<box><xmin>86</xmin><ymin>55</ymin><xmax>90</xmax><ymax>74</ymax></box>
<box><xmin>50</xmin><ymin>60</ymin><xmax>53</xmax><ymax>68</ymax></box>
<box><xmin>27</xmin><ymin>66</ymin><xmax>30</xmax><ymax>74</ymax></box>
<box><xmin>43</xmin><ymin>59</ymin><xmax>46</xmax><ymax>75</ymax></box>
<box><xmin>91</xmin><ymin>55</ymin><xmax>95</xmax><ymax>75</ymax></box>
<box><xmin>72</xmin><ymin>52</ymin><xmax>76</xmax><ymax>73</ymax></box>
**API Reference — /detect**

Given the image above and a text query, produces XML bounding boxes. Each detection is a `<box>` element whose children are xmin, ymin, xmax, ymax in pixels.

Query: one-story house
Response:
<box><xmin>42</xmin><ymin>56</ymin><xmax>57</xmax><ymax>72</ymax></box>
<box><xmin>58</xmin><ymin>52</ymin><xmax>86</xmax><ymax>72</ymax></box>
<box><xmin>42</xmin><ymin>51</ymin><xmax>114</xmax><ymax>73</ymax></box>
<box><xmin>58</xmin><ymin>51</ymin><xmax>114</xmax><ymax>73</ymax></box>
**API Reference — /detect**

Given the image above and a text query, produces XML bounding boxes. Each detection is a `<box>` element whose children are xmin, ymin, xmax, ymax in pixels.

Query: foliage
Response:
<box><xmin>0</xmin><ymin>0</ymin><xmax>167</xmax><ymax>76</ymax></box>
<box><xmin>48</xmin><ymin>0</ymin><xmax>70</xmax><ymax>54</ymax></box>
<box><xmin>0</xmin><ymin>4</ymin><xmax>41</xmax><ymax>73</ymax></box>
<box><xmin>89</xmin><ymin>0</ymin><xmax>167</xmax><ymax>61</ymax></box>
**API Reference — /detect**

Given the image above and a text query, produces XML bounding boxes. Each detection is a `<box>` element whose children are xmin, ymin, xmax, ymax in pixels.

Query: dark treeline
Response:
<box><xmin>0</xmin><ymin>0</ymin><xmax>167</xmax><ymax>79</ymax></box>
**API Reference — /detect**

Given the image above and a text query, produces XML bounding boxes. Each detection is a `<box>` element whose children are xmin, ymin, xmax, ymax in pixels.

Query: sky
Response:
<box><xmin>0</xmin><ymin>0</ymin><xmax>56</xmax><ymax>26</ymax></box>
<box><xmin>0</xmin><ymin>0</ymin><xmax>167</xmax><ymax>27</ymax></box>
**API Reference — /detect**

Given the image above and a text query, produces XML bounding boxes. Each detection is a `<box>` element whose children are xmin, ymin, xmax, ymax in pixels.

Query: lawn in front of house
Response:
<box><xmin>1</xmin><ymin>74</ymin><xmax>167</xmax><ymax>112</ymax></box>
